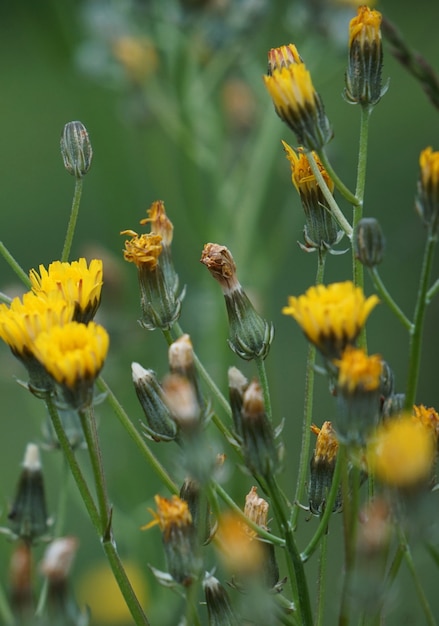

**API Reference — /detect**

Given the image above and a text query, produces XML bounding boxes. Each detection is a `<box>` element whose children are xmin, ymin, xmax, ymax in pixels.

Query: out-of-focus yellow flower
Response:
<box><xmin>142</xmin><ymin>495</ymin><xmax>192</xmax><ymax>540</ymax></box>
<box><xmin>416</xmin><ymin>147</ymin><xmax>439</xmax><ymax>232</ymax></box>
<box><xmin>112</xmin><ymin>35</ymin><xmax>158</xmax><ymax>84</ymax></box>
<box><xmin>283</xmin><ymin>282</ymin><xmax>379</xmax><ymax>359</ymax></box>
<box><xmin>215</xmin><ymin>512</ymin><xmax>264</xmax><ymax>574</ymax></box>
<box><xmin>412</xmin><ymin>404</ymin><xmax>439</xmax><ymax>443</ymax></box>
<box><xmin>121</xmin><ymin>231</ymin><xmax>162</xmax><ymax>270</ymax></box>
<box><xmin>335</xmin><ymin>346</ymin><xmax>382</xmax><ymax>393</ymax></box>
<box><xmin>367</xmin><ymin>415</ymin><xmax>436</xmax><ymax>487</ymax></box>
<box><xmin>29</xmin><ymin>258</ymin><xmax>103</xmax><ymax>323</ymax></box>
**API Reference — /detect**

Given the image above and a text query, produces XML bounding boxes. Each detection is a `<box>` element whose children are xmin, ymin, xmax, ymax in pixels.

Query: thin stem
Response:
<box><xmin>0</xmin><ymin>241</ymin><xmax>31</xmax><ymax>288</ymax></box>
<box><xmin>266</xmin><ymin>474</ymin><xmax>313</xmax><ymax>626</ymax></box>
<box><xmin>97</xmin><ymin>377</ymin><xmax>179</xmax><ymax>495</ymax></box>
<box><xmin>307</xmin><ymin>153</ymin><xmax>353</xmax><ymax>239</ymax></box>
<box><xmin>315</xmin><ymin>529</ymin><xmax>328</xmax><ymax>626</ymax></box>
<box><xmin>291</xmin><ymin>252</ymin><xmax>326</xmax><ymax>529</ymax></box>
<box><xmin>0</xmin><ymin>291</ymin><xmax>12</xmax><ymax>304</ymax></box>
<box><xmin>405</xmin><ymin>228</ymin><xmax>437</xmax><ymax>408</ymax></box>
<box><xmin>256</xmin><ymin>356</ymin><xmax>272</xmax><ymax>421</ymax></box>
<box><xmin>0</xmin><ymin>582</ymin><xmax>14</xmax><ymax>626</ymax></box>
<box><xmin>369</xmin><ymin>267</ymin><xmax>412</xmax><ymax>331</ymax></box>
<box><xmin>61</xmin><ymin>177</ymin><xmax>83</xmax><ymax>262</ymax></box>
<box><xmin>318</xmin><ymin>149</ymin><xmax>359</xmax><ymax>207</ymax></box>
<box><xmin>426</xmin><ymin>277</ymin><xmax>439</xmax><ymax>302</ymax></box>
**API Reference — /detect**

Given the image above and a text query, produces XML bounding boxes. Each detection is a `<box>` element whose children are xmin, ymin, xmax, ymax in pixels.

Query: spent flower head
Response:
<box><xmin>309</xmin><ymin>421</ymin><xmax>342</xmax><ymax>515</ymax></box>
<box><xmin>29</xmin><ymin>258</ymin><xmax>103</xmax><ymax>323</ymax></box>
<box><xmin>283</xmin><ymin>281</ymin><xmax>379</xmax><ymax>359</ymax></box>
<box><xmin>264</xmin><ymin>44</ymin><xmax>332</xmax><ymax>150</ymax></box>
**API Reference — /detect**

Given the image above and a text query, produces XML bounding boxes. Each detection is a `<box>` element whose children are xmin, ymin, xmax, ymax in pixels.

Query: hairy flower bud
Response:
<box><xmin>60</xmin><ymin>121</ymin><xmax>93</xmax><ymax>178</ymax></box>
<box><xmin>354</xmin><ymin>218</ymin><xmax>385</xmax><ymax>267</ymax></box>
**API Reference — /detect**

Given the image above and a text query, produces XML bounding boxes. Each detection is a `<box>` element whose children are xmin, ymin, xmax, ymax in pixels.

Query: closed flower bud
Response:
<box><xmin>60</xmin><ymin>121</ymin><xmax>93</xmax><ymax>178</ymax></box>
<box><xmin>200</xmin><ymin>243</ymin><xmax>274</xmax><ymax>361</ymax></box>
<box><xmin>203</xmin><ymin>572</ymin><xmax>239</xmax><ymax>626</ymax></box>
<box><xmin>344</xmin><ymin>6</ymin><xmax>387</xmax><ymax>107</ymax></box>
<box><xmin>180</xmin><ymin>478</ymin><xmax>210</xmax><ymax>544</ymax></box>
<box><xmin>168</xmin><ymin>334</ymin><xmax>204</xmax><ymax>413</ymax></box>
<box><xmin>8</xmin><ymin>444</ymin><xmax>50</xmax><ymax>544</ymax></box>
<box><xmin>415</xmin><ymin>147</ymin><xmax>439</xmax><ymax>234</ymax></box>
<box><xmin>228</xmin><ymin>366</ymin><xmax>249</xmax><ymax>440</ymax></box>
<box><xmin>354</xmin><ymin>218</ymin><xmax>385</xmax><ymax>267</ymax></box>
<box><xmin>241</xmin><ymin>381</ymin><xmax>278</xmax><ymax>479</ymax></box>
<box><xmin>309</xmin><ymin>422</ymin><xmax>342</xmax><ymax>516</ymax></box>
<box><xmin>131</xmin><ymin>363</ymin><xmax>178</xmax><ymax>442</ymax></box>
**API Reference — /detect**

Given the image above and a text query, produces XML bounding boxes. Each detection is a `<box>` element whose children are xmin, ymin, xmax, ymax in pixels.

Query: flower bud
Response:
<box><xmin>309</xmin><ymin>422</ymin><xmax>342</xmax><ymax>516</ymax></box>
<box><xmin>8</xmin><ymin>444</ymin><xmax>50</xmax><ymax>544</ymax></box>
<box><xmin>132</xmin><ymin>363</ymin><xmax>178</xmax><ymax>442</ymax></box>
<box><xmin>416</xmin><ymin>147</ymin><xmax>439</xmax><ymax>234</ymax></box>
<box><xmin>203</xmin><ymin>572</ymin><xmax>239</xmax><ymax>626</ymax></box>
<box><xmin>60</xmin><ymin>121</ymin><xmax>93</xmax><ymax>178</ymax></box>
<box><xmin>168</xmin><ymin>334</ymin><xmax>204</xmax><ymax>414</ymax></box>
<box><xmin>9</xmin><ymin>543</ymin><xmax>33</xmax><ymax>617</ymax></box>
<box><xmin>354</xmin><ymin>218</ymin><xmax>385</xmax><ymax>267</ymax></box>
<box><xmin>200</xmin><ymin>244</ymin><xmax>274</xmax><ymax>360</ymax></box>
<box><xmin>228</xmin><ymin>366</ymin><xmax>249</xmax><ymax>440</ymax></box>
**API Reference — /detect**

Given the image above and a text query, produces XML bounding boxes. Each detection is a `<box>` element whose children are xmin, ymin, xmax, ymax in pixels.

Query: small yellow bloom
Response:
<box><xmin>0</xmin><ymin>292</ymin><xmax>74</xmax><ymax>357</ymax></box>
<box><xmin>335</xmin><ymin>346</ymin><xmax>382</xmax><ymax>393</ymax></box>
<box><xmin>367</xmin><ymin>415</ymin><xmax>436</xmax><ymax>487</ymax></box>
<box><xmin>412</xmin><ymin>404</ymin><xmax>439</xmax><ymax>442</ymax></box>
<box><xmin>29</xmin><ymin>258</ymin><xmax>103</xmax><ymax>323</ymax></box>
<box><xmin>311</xmin><ymin>421</ymin><xmax>339</xmax><ymax>464</ymax></box>
<box><xmin>112</xmin><ymin>35</ymin><xmax>158</xmax><ymax>83</ymax></box>
<box><xmin>267</xmin><ymin>43</ymin><xmax>302</xmax><ymax>73</ymax></box>
<box><xmin>348</xmin><ymin>5</ymin><xmax>382</xmax><ymax>48</ymax></box>
<box><xmin>419</xmin><ymin>147</ymin><xmax>439</xmax><ymax>190</ymax></box>
<box><xmin>142</xmin><ymin>495</ymin><xmax>192</xmax><ymax>540</ymax></box>
<box><xmin>32</xmin><ymin>321</ymin><xmax>109</xmax><ymax>389</ymax></box>
<box><xmin>140</xmin><ymin>200</ymin><xmax>174</xmax><ymax>246</ymax></box>
<box><xmin>282</xmin><ymin>281</ymin><xmax>379</xmax><ymax>358</ymax></box>
<box><xmin>215</xmin><ymin>512</ymin><xmax>264</xmax><ymax>573</ymax></box>
<box><xmin>282</xmin><ymin>141</ymin><xmax>334</xmax><ymax>194</ymax></box>
<box><xmin>121</xmin><ymin>231</ymin><xmax>162</xmax><ymax>269</ymax></box>
<box><xmin>264</xmin><ymin>63</ymin><xmax>316</xmax><ymax>117</ymax></box>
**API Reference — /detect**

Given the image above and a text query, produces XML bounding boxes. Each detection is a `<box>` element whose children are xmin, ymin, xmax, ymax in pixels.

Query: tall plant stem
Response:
<box><xmin>369</xmin><ymin>267</ymin><xmax>412</xmax><ymax>330</ymax></box>
<box><xmin>405</xmin><ymin>227</ymin><xmax>437</xmax><ymax>408</ymax></box>
<box><xmin>315</xmin><ymin>530</ymin><xmax>328</xmax><ymax>626</ymax></box>
<box><xmin>256</xmin><ymin>356</ymin><xmax>272</xmax><ymax>421</ymax></box>
<box><xmin>61</xmin><ymin>177</ymin><xmax>83</xmax><ymax>262</ymax></box>
<box><xmin>45</xmin><ymin>396</ymin><xmax>150</xmax><ymax>626</ymax></box>
<box><xmin>266</xmin><ymin>474</ymin><xmax>313</xmax><ymax>626</ymax></box>
<box><xmin>291</xmin><ymin>251</ymin><xmax>326</xmax><ymax>528</ymax></box>
<box><xmin>0</xmin><ymin>241</ymin><xmax>31</xmax><ymax>288</ymax></box>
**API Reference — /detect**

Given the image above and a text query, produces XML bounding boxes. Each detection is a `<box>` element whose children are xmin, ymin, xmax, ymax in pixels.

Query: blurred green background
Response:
<box><xmin>1</xmin><ymin>0</ymin><xmax>439</xmax><ymax>624</ymax></box>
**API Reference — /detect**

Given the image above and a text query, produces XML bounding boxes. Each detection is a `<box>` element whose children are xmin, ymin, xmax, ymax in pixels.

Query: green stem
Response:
<box><xmin>0</xmin><ymin>241</ymin><xmax>31</xmax><ymax>288</ymax></box>
<box><xmin>318</xmin><ymin>149</ymin><xmax>359</xmax><ymax>208</ymax></box>
<box><xmin>307</xmin><ymin>153</ymin><xmax>353</xmax><ymax>238</ymax></box>
<box><xmin>0</xmin><ymin>291</ymin><xmax>12</xmax><ymax>304</ymax></box>
<box><xmin>405</xmin><ymin>228</ymin><xmax>437</xmax><ymax>409</ymax></box>
<box><xmin>315</xmin><ymin>529</ymin><xmax>328</xmax><ymax>626</ymax></box>
<box><xmin>0</xmin><ymin>582</ymin><xmax>14</xmax><ymax>626</ymax></box>
<box><xmin>266</xmin><ymin>474</ymin><xmax>313</xmax><ymax>626</ymax></box>
<box><xmin>426</xmin><ymin>278</ymin><xmax>439</xmax><ymax>303</ymax></box>
<box><xmin>61</xmin><ymin>177</ymin><xmax>83</xmax><ymax>262</ymax></box>
<box><xmin>369</xmin><ymin>267</ymin><xmax>412</xmax><ymax>331</ymax></box>
<box><xmin>256</xmin><ymin>356</ymin><xmax>272</xmax><ymax>421</ymax></box>
<box><xmin>97</xmin><ymin>377</ymin><xmax>179</xmax><ymax>495</ymax></box>
<box><xmin>291</xmin><ymin>252</ymin><xmax>326</xmax><ymax>529</ymax></box>
<box><xmin>352</xmin><ymin>106</ymin><xmax>371</xmax><ymax>293</ymax></box>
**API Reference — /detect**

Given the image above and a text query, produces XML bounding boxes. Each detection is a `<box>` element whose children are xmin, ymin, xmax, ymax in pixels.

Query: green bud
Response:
<box><xmin>203</xmin><ymin>573</ymin><xmax>239</xmax><ymax>626</ymax></box>
<box><xmin>60</xmin><ymin>121</ymin><xmax>93</xmax><ymax>178</ymax></box>
<box><xmin>354</xmin><ymin>218</ymin><xmax>385</xmax><ymax>267</ymax></box>
<box><xmin>228</xmin><ymin>366</ymin><xmax>249</xmax><ymax>440</ymax></box>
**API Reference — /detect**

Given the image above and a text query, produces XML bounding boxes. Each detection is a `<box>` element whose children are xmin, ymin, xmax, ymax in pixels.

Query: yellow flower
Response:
<box><xmin>142</xmin><ymin>495</ymin><xmax>192</xmax><ymax>540</ymax></box>
<box><xmin>335</xmin><ymin>346</ymin><xmax>382</xmax><ymax>393</ymax></box>
<box><xmin>282</xmin><ymin>141</ymin><xmax>334</xmax><ymax>194</ymax></box>
<box><xmin>282</xmin><ymin>281</ymin><xmax>379</xmax><ymax>358</ymax></box>
<box><xmin>112</xmin><ymin>35</ymin><xmax>158</xmax><ymax>83</ymax></box>
<box><xmin>121</xmin><ymin>230</ymin><xmax>162</xmax><ymax>269</ymax></box>
<box><xmin>215</xmin><ymin>512</ymin><xmax>264</xmax><ymax>573</ymax></box>
<box><xmin>416</xmin><ymin>147</ymin><xmax>439</xmax><ymax>232</ymax></box>
<box><xmin>29</xmin><ymin>258</ymin><xmax>103</xmax><ymax>323</ymax></box>
<box><xmin>33</xmin><ymin>321</ymin><xmax>109</xmax><ymax>390</ymax></box>
<box><xmin>348</xmin><ymin>5</ymin><xmax>382</xmax><ymax>48</ymax></box>
<box><xmin>367</xmin><ymin>415</ymin><xmax>436</xmax><ymax>487</ymax></box>
<box><xmin>309</xmin><ymin>421</ymin><xmax>342</xmax><ymax>515</ymax></box>
<box><xmin>412</xmin><ymin>404</ymin><xmax>439</xmax><ymax>443</ymax></box>
<box><xmin>263</xmin><ymin>46</ymin><xmax>332</xmax><ymax>150</ymax></box>
<box><xmin>140</xmin><ymin>200</ymin><xmax>174</xmax><ymax>246</ymax></box>
<box><xmin>0</xmin><ymin>291</ymin><xmax>74</xmax><ymax>357</ymax></box>
<box><xmin>311</xmin><ymin>421</ymin><xmax>339</xmax><ymax>464</ymax></box>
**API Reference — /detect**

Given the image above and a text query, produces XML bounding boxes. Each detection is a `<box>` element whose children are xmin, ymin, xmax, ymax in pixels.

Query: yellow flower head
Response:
<box><xmin>0</xmin><ymin>292</ymin><xmax>74</xmax><ymax>357</ymax></box>
<box><xmin>367</xmin><ymin>415</ymin><xmax>436</xmax><ymax>487</ymax></box>
<box><xmin>335</xmin><ymin>346</ymin><xmax>382</xmax><ymax>393</ymax></box>
<box><xmin>140</xmin><ymin>200</ymin><xmax>174</xmax><ymax>247</ymax></box>
<box><xmin>412</xmin><ymin>404</ymin><xmax>439</xmax><ymax>442</ymax></box>
<box><xmin>32</xmin><ymin>321</ymin><xmax>109</xmax><ymax>389</ymax></box>
<box><xmin>311</xmin><ymin>421</ymin><xmax>339</xmax><ymax>464</ymax></box>
<box><xmin>121</xmin><ymin>231</ymin><xmax>162</xmax><ymax>269</ymax></box>
<box><xmin>142</xmin><ymin>495</ymin><xmax>192</xmax><ymax>541</ymax></box>
<box><xmin>416</xmin><ymin>147</ymin><xmax>439</xmax><ymax>232</ymax></box>
<box><xmin>267</xmin><ymin>44</ymin><xmax>302</xmax><ymax>74</ymax></box>
<box><xmin>215</xmin><ymin>512</ymin><xmax>264</xmax><ymax>573</ymax></box>
<box><xmin>264</xmin><ymin>63</ymin><xmax>316</xmax><ymax>117</ymax></box>
<box><xmin>419</xmin><ymin>147</ymin><xmax>439</xmax><ymax>190</ymax></box>
<box><xmin>282</xmin><ymin>281</ymin><xmax>379</xmax><ymax>358</ymax></box>
<box><xmin>29</xmin><ymin>258</ymin><xmax>103</xmax><ymax>323</ymax></box>
<box><xmin>349</xmin><ymin>5</ymin><xmax>382</xmax><ymax>48</ymax></box>
<box><xmin>282</xmin><ymin>141</ymin><xmax>334</xmax><ymax>194</ymax></box>
<box><xmin>112</xmin><ymin>35</ymin><xmax>158</xmax><ymax>83</ymax></box>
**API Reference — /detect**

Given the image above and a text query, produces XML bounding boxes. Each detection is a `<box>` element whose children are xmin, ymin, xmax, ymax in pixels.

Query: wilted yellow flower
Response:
<box><xmin>311</xmin><ymin>421</ymin><xmax>339</xmax><ymax>464</ymax></box>
<box><xmin>0</xmin><ymin>292</ymin><xmax>74</xmax><ymax>358</ymax></box>
<box><xmin>283</xmin><ymin>281</ymin><xmax>379</xmax><ymax>359</ymax></box>
<box><xmin>142</xmin><ymin>495</ymin><xmax>192</xmax><ymax>540</ymax></box>
<box><xmin>335</xmin><ymin>346</ymin><xmax>382</xmax><ymax>393</ymax></box>
<box><xmin>367</xmin><ymin>415</ymin><xmax>436</xmax><ymax>487</ymax></box>
<box><xmin>140</xmin><ymin>200</ymin><xmax>174</xmax><ymax>246</ymax></box>
<box><xmin>348</xmin><ymin>5</ymin><xmax>382</xmax><ymax>48</ymax></box>
<box><xmin>309</xmin><ymin>421</ymin><xmax>341</xmax><ymax>515</ymax></box>
<box><xmin>416</xmin><ymin>147</ymin><xmax>439</xmax><ymax>232</ymax></box>
<box><xmin>121</xmin><ymin>231</ymin><xmax>162</xmax><ymax>269</ymax></box>
<box><xmin>29</xmin><ymin>258</ymin><xmax>103</xmax><ymax>323</ymax></box>
<box><xmin>283</xmin><ymin>141</ymin><xmax>334</xmax><ymax>194</ymax></box>
<box><xmin>412</xmin><ymin>404</ymin><xmax>439</xmax><ymax>443</ymax></box>
<box><xmin>33</xmin><ymin>321</ymin><xmax>109</xmax><ymax>391</ymax></box>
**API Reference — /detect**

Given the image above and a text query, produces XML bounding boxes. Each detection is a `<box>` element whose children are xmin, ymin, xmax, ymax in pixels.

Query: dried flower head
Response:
<box><xmin>121</xmin><ymin>231</ymin><xmax>163</xmax><ymax>270</ymax></box>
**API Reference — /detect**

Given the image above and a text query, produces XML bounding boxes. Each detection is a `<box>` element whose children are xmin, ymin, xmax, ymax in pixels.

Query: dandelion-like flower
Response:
<box><xmin>309</xmin><ymin>421</ymin><xmax>342</xmax><ymax>515</ymax></box>
<box><xmin>121</xmin><ymin>230</ymin><xmax>163</xmax><ymax>269</ymax></box>
<box><xmin>334</xmin><ymin>346</ymin><xmax>383</xmax><ymax>444</ymax></box>
<box><xmin>0</xmin><ymin>292</ymin><xmax>74</xmax><ymax>392</ymax></box>
<box><xmin>367</xmin><ymin>415</ymin><xmax>436</xmax><ymax>487</ymax></box>
<box><xmin>416</xmin><ymin>147</ymin><xmax>439</xmax><ymax>233</ymax></box>
<box><xmin>32</xmin><ymin>321</ymin><xmax>109</xmax><ymax>410</ymax></box>
<box><xmin>264</xmin><ymin>44</ymin><xmax>332</xmax><ymax>150</ymax></box>
<box><xmin>412</xmin><ymin>404</ymin><xmax>439</xmax><ymax>445</ymax></box>
<box><xmin>29</xmin><ymin>258</ymin><xmax>103</xmax><ymax>323</ymax></box>
<box><xmin>345</xmin><ymin>5</ymin><xmax>386</xmax><ymax>106</ymax></box>
<box><xmin>282</xmin><ymin>281</ymin><xmax>379</xmax><ymax>359</ymax></box>
<box><xmin>282</xmin><ymin>141</ymin><xmax>342</xmax><ymax>252</ymax></box>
